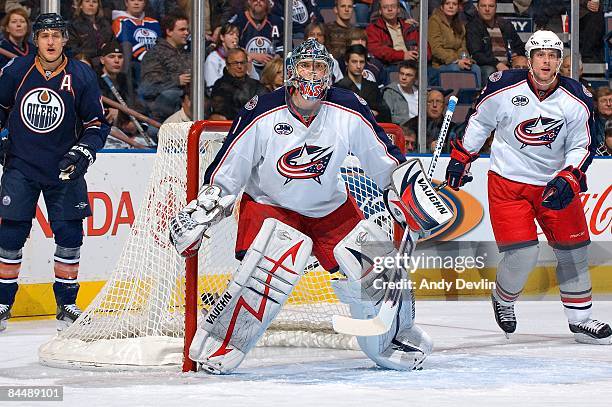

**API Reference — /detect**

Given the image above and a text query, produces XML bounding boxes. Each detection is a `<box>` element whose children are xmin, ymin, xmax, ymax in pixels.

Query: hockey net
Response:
<box><xmin>39</xmin><ymin>120</ymin><xmax>405</xmax><ymax>371</ymax></box>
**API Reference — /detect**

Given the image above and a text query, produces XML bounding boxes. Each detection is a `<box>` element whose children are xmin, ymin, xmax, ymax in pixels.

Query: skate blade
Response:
<box><xmin>504</xmin><ymin>332</ymin><xmax>511</xmax><ymax>339</ymax></box>
<box><xmin>574</xmin><ymin>333</ymin><xmax>612</xmax><ymax>345</ymax></box>
<box><xmin>56</xmin><ymin>319</ymin><xmax>72</xmax><ymax>332</ymax></box>
<box><xmin>0</xmin><ymin>320</ymin><xmax>7</xmax><ymax>332</ymax></box>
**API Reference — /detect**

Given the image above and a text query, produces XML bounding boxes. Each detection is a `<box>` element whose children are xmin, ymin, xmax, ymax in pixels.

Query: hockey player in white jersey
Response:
<box><xmin>168</xmin><ymin>39</ymin><xmax>447</xmax><ymax>374</ymax></box>
<box><xmin>444</xmin><ymin>30</ymin><xmax>611</xmax><ymax>344</ymax></box>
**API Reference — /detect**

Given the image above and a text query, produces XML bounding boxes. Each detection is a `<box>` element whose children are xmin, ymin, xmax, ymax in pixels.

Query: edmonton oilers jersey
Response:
<box><xmin>0</xmin><ymin>55</ymin><xmax>109</xmax><ymax>184</ymax></box>
<box><xmin>112</xmin><ymin>16</ymin><xmax>161</xmax><ymax>61</ymax></box>
<box><xmin>229</xmin><ymin>12</ymin><xmax>283</xmax><ymax>68</ymax></box>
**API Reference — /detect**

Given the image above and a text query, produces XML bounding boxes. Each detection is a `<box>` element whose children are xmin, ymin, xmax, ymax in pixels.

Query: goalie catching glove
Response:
<box><xmin>445</xmin><ymin>138</ymin><xmax>479</xmax><ymax>190</ymax></box>
<box><xmin>542</xmin><ymin>166</ymin><xmax>587</xmax><ymax>210</ymax></box>
<box><xmin>58</xmin><ymin>143</ymin><xmax>96</xmax><ymax>181</ymax></box>
<box><xmin>169</xmin><ymin>185</ymin><xmax>236</xmax><ymax>258</ymax></box>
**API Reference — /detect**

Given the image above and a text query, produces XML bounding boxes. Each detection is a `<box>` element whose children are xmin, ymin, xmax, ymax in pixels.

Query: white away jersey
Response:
<box><xmin>463</xmin><ymin>69</ymin><xmax>596</xmax><ymax>185</ymax></box>
<box><xmin>204</xmin><ymin>87</ymin><xmax>405</xmax><ymax>217</ymax></box>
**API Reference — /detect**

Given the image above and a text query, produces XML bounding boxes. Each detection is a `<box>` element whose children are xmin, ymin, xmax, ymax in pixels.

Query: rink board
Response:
<box><xmin>2</xmin><ymin>153</ymin><xmax>611</xmax><ymax>317</ymax></box>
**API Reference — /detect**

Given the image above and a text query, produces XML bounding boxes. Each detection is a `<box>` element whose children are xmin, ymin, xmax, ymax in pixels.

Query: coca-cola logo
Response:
<box><xmin>579</xmin><ymin>185</ymin><xmax>612</xmax><ymax>236</ymax></box>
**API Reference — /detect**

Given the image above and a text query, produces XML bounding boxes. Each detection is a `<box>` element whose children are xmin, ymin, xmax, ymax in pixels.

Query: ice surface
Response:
<box><xmin>1</xmin><ymin>300</ymin><xmax>612</xmax><ymax>407</ymax></box>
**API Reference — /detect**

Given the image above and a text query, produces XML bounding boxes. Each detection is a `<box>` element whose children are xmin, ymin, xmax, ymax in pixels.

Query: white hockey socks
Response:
<box><xmin>189</xmin><ymin>218</ymin><xmax>312</xmax><ymax>374</ymax></box>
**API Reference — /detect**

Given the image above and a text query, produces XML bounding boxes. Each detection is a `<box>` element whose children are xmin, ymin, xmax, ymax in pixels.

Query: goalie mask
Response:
<box><xmin>286</xmin><ymin>38</ymin><xmax>333</xmax><ymax>101</ymax></box>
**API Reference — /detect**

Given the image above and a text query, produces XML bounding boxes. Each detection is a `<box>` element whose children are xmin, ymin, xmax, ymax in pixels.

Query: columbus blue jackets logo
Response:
<box><xmin>20</xmin><ymin>88</ymin><xmax>65</xmax><ymax>133</ymax></box>
<box><xmin>514</xmin><ymin>115</ymin><xmax>564</xmax><ymax>148</ymax></box>
<box><xmin>277</xmin><ymin>143</ymin><xmax>333</xmax><ymax>184</ymax></box>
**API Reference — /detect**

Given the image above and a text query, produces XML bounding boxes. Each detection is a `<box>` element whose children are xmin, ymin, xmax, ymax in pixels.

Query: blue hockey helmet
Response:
<box><xmin>33</xmin><ymin>13</ymin><xmax>68</xmax><ymax>41</ymax></box>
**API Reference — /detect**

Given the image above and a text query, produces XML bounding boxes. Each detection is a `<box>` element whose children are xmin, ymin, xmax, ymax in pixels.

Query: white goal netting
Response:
<box><xmin>38</xmin><ymin>121</ymin><xmax>398</xmax><ymax>370</ymax></box>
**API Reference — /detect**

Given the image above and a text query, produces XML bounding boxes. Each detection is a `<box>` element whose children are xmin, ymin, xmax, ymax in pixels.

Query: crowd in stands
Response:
<box><xmin>1</xmin><ymin>0</ymin><xmax>612</xmax><ymax>155</ymax></box>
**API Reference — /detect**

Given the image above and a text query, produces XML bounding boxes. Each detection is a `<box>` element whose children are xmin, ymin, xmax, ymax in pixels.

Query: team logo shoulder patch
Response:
<box><xmin>274</xmin><ymin>122</ymin><xmax>293</xmax><ymax>135</ymax></box>
<box><xmin>582</xmin><ymin>85</ymin><xmax>592</xmax><ymax>98</ymax></box>
<box><xmin>511</xmin><ymin>95</ymin><xmax>529</xmax><ymax>106</ymax></box>
<box><xmin>514</xmin><ymin>115</ymin><xmax>564</xmax><ymax>149</ymax></box>
<box><xmin>19</xmin><ymin>88</ymin><xmax>65</xmax><ymax>133</ymax></box>
<box><xmin>488</xmin><ymin>71</ymin><xmax>502</xmax><ymax>83</ymax></box>
<box><xmin>356</xmin><ymin>95</ymin><xmax>368</xmax><ymax>105</ymax></box>
<box><xmin>277</xmin><ymin>143</ymin><xmax>333</xmax><ymax>184</ymax></box>
<box><xmin>244</xmin><ymin>95</ymin><xmax>258</xmax><ymax>110</ymax></box>
<box><xmin>2</xmin><ymin>195</ymin><xmax>10</xmax><ymax>206</ymax></box>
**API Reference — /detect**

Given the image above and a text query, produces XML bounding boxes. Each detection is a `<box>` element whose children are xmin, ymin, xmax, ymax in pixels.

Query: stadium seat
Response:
<box><xmin>451</xmin><ymin>104</ymin><xmax>472</xmax><ymax>124</ymax></box>
<box><xmin>439</xmin><ymin>71</ymin><xmax>478</xmax><ymax>95</ymax></box>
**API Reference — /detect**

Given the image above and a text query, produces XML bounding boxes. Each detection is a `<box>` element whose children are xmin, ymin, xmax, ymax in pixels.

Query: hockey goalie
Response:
<box><xmin>169</xmin><ymin>39</ymin><xmax>452</xmax><ymax>374</ymax></box>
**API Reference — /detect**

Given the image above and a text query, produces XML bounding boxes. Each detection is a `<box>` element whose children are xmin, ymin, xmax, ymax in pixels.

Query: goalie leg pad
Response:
<box><xmin>189</xmin><ymin>218</ymin><xmax>313</xmax><ymax>374</ymax></box>
<box><xmin>333</xmin><ymin>220</ymin><xmax>427</xmax><ymax>370</ymax></box>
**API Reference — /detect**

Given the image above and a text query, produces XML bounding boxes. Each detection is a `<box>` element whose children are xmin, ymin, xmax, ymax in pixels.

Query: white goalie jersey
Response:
<box><xmin>204</xmin><ymin>87</ymin><xmax>405</xmax><ymax>217</ymax></box>
<box><xmin>463</xmin><ymin>70</ymin><xmax>596</xmax><ymax>185</ymax></box>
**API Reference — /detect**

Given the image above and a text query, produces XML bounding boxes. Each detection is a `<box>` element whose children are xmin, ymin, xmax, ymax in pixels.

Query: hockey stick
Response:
<box><xmin>101</xmin><ymin>74</ymin><xmax>155</xmax><ymax>147</ymax></box>
<box><xmin>332</xmin><ymin>96</ymin><xmax>458</xmax><ymax>337</ymax></box>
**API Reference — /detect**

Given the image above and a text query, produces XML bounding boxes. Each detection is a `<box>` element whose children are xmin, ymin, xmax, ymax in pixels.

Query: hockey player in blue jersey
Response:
<box><xmin>168</xmin><ymin>39</ymin><xmax>455</xmax><ymax>374</ymax></box>
<box><xmin>0</xmin><ymin>13</ymin><xmax>109</xmax><ymax>332</ymax></box>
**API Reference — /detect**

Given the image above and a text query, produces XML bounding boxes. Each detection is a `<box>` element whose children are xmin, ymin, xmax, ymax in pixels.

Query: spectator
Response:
<box><xmin>0</xmin><ymin>7</ymin><xmax>34</xmax><ymax>67</ymax></box>
<box><xmin>260</xmin><ymin>56</ymin><xmax>284</xmax><ymax>92</ymax></box>
<box><xmin>382</xmin><ymin>60</ymin><xmax>418</xmax><ymax>125</ymax></box>
<box><xmin>429</xmin><ymin>0</ymin><xmax>482</xmax><ymax>87</ymax></box>
<box><xmin>595</xmin><ymin>122</ymin><xmax>612</xmax><ymax>156</ymax></box>
<box><xmin>270</xmin><ymin>0</ymin><xmax>321</xmax><ymax>37</ymax></box>
<box><xmin>210</xmin><ymin>48</ymin><xmax>267</xmax><ymax>120</ymax></box>
<box><xmin>113</xmin><ymin>0</ymin><xmax>161</xmax><ymax>61</ymax></box>
<box><xmin>4</xmin><ymin>1</ymin><xmax>39</xmax><ymax>18</ymax></box>
<box><xmin>204</xmin><ymin>22</ymin><xmax>259</xmax><ymax>93</ymax></box>
<box><xmin>68</xmin><ymin>0</ymin><xmax>115</xmax><ymax>69</ymax></box>
<box><xmin>365</xmin><ymin>0</ymin><xmax>423</xmax><ymax>66</ymax></box>
<box><xmin>325</xmin><ymin>0</ymin><xmax>356</xmax><ymax>61</ymax></box>
<box><xmin>593</xmin><ymin>87</ymin><xmax>612</xmax><ymax>148</ymax></box>
<box><xmin>229</xmin><ymin>0</ymin><xmax>283</xmax><ymax>71</ymax></box>
<box><xmin>531</xmin><ymin>0</ymin><xmax>568</xmax><ymax>31</ymax></box>
<box><xmin>336</xmin><ymin>44</ymin><xmax>392</xmax><ymax>122</ymax></box>
<box><xmin>466</xmin><ymin>0</ymin><xmax>525</xmax><ymax>81</ymax></box>
<box><xmin>164</xmin><ymin>86</ymin><xmax>192</xmax><ymax>124</ymax></box>
<box><xmin>579</xmin><ymin>0</ymin><xmax>604</xmax><ymax>63</ymax></box>
<box><xmin>112</xmin><ymin>0</ymin><xmax>161</xmax><ymax>87</ymax></box>
<box><xmin>304</xmin><ymin>22</ymin><xmax>344</xmax><ymax>82</ymax></box>
<box><xmin>401</xmin><ymin>126</ymin><xmax>417</xmax><ymax>153</ymax></box>
<box><xmin>405</xmin><ymin>88</ymin><xmax>456</xmax><ymax>152</ymax></box>
<box><xmin>140</xmin><ymin>13</ymin><xmax>191</xmax><ymax>122</ymax></box>
<box><xmin>98</xmin><ymin>40</ymin><xmax>139</xmax><ymax>133</ymax></box>
<box><xmin>559</xmin><ymin>54</ymin><xmax>592</xmax><ymax>89</ymax></box>
<box><xmin>342</xmin><ymin>27</ymin><xmax>388</xmax><ymax>87</ymax></box>
<box><xmin>511</xmin><ymin>55</ymin><xmax>529</xmax><ymax>69</ymax></box>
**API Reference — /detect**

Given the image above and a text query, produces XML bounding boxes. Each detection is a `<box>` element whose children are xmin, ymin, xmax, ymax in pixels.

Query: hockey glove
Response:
<box><xmin>0</xmin><ymin>128</ymin><xmax>9</xmax><ymax>167</ymax></box>
<box><xmin>58</xmin><ymin>143</ymin><xmax>96</xmax><ymax>181</ymax></box>
<box><xmin>169</xmin><ymin>185</ymin><xmax>236</xmax><ymax>258</ymax></box>
<box><xmin>445</xmin><ymin>138</ymin><xmax>479</xmax><ymax>190</ymax></box>
<box><xmin>541</xmin><ymin>166</ymin><xmax>587</xmax><ymax>210</ymax></box>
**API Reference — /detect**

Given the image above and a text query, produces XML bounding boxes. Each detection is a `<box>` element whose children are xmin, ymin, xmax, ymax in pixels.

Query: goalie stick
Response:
<box><xmin>332</xmin><ymin>96</ymin><xmax>458</xmax><ymax>337</ymax></box>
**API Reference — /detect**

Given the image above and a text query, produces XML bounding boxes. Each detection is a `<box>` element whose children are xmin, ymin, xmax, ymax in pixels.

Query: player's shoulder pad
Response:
<box><xmin>0</xmin><ymin>53</ymin><xmax>34</xmax><ymax>77</ymax></box>
<box><xmin>231</xmin><ymin>88</ymin><xmax>286</xmax><ymax>136</ymax></box>
<box><xmin>325</xmin><ymin>87</ymin><xmax>371</xmax><ymax>117</ymax></box>
<box><xmin>479</xmin><ymin>69</ymin><xmax>528</xmax><ymax>99</ymax></box>
<box><xmin>66</xmin><ymin>58</ymin><xmax>98</xmax><ymax>83</ymax></box>
<box><xmin>558</xmin><ymin>76</ymin><xmax>594</xmax><ymax>111</ymax></box>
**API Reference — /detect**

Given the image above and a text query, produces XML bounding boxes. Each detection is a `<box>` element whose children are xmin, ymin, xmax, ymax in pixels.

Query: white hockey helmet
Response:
<box><xmin>525</xmin><ymin>30</ymin><xmax>564</xmax><ymax>59</ymax></box>
<box><xmin>286</xmin><ymin>38</ymin><xmax>333</xmax><ymax>101</ymax></box>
